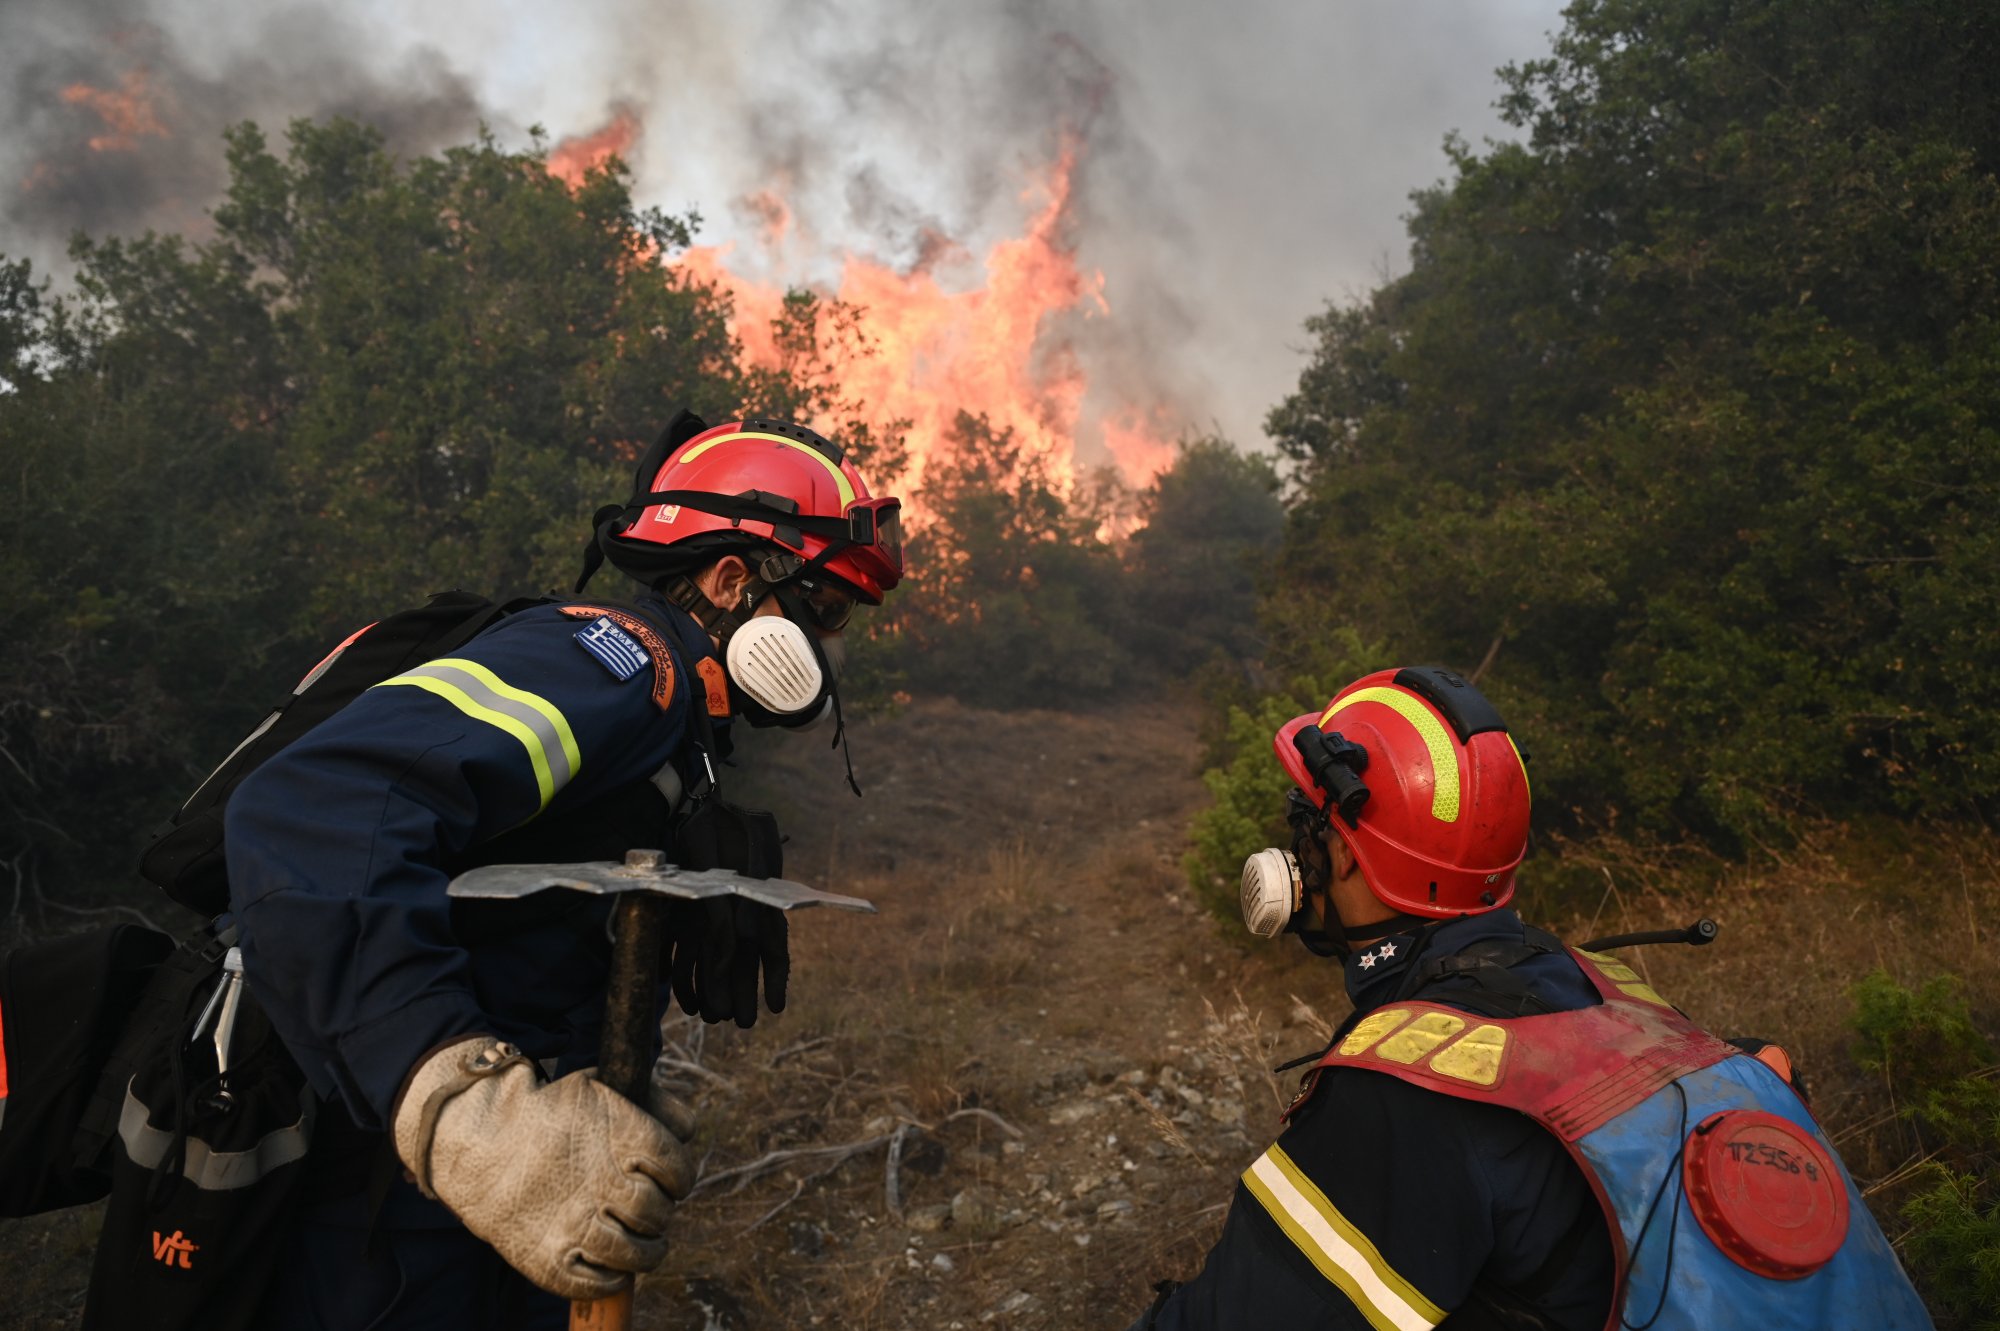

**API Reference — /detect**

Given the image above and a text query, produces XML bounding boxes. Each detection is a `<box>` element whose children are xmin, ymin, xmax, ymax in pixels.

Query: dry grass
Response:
<box><xmin>4</xmin><ymin>695</ymin><xmax>1990</xmax><ymax>1329</ymax></box>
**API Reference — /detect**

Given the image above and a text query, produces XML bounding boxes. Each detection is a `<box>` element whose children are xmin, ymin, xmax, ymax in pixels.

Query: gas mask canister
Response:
<box><xmin>1238</xmin><ymin>726</ymin><xmax>1373</xmax><ymax>954</ymax></box>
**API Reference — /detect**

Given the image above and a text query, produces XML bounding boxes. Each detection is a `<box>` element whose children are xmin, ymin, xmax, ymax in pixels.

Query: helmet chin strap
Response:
<box><xmin>662</xmin><ymin>572</ymin><xmax>761</xmax><ymax>649</ymax></box>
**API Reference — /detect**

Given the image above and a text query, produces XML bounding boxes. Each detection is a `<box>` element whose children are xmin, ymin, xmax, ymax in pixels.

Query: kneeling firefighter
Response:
<box><xmin>70</xmin><ymin>412</ymin><xmax>903</xmax><ymax>1330</ymax></box>
<box><xmin>1129</xmin><ymin>668</ymin><xmax>1933</xmax><ymax>1331</ymax></box>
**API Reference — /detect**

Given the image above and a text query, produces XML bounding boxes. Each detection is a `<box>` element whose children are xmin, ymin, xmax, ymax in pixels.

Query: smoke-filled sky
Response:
<box><xmin>0</xmin><ymin>0</ymin><xmax>1568</xmax><ymax>453</ymax></box>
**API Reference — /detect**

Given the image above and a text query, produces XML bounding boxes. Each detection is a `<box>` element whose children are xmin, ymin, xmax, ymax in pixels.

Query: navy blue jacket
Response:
<box><xmin>225</xmin><ymin>591</ymin><xmax>722</xmax><ymax>1131</ymax></box>
<box><xmin>1146</xmin><ymin>910</ymin><xmax>1615</xmax><ymax>1331</ymax></box>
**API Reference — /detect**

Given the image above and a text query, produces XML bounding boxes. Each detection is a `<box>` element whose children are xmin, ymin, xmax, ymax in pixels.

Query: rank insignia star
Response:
<box><xmin>1358</xmin><ymin>952</ymin><xmax>1379</xmax><ymax>969</ymax></box>
<box><xmin>1377</xmin><ymin>941</ymin><xmax>1398</xmax><ymax>959</ymax></box>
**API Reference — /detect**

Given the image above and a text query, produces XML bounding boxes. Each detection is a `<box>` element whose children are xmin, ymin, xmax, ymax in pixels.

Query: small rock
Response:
<box><xmin>907</xmin><ymin>1202</ymin><xmax>952</xmax><ymax>1234</ymax></box>
<box><xmin>1068</xmin><ymin>1170</ymin><xmax>1108</xmax><ymax>1197</ymax></box>
<box><xmin>1049</xmin><ymin>1098</ymin><xmax>1104</xmax><ymax>1126</ymax></box>
<box><xmin>1096</xmin><ymin>1198</ymin><xmax>1135</xmax><ymax>1220</ymax></box>
<box><xmin>986</xmin><ymin>1291</ymin><xmax>1039</xmax><ymax>1321</ymax></box>
<box><xmin>932</xmin><ymin>1252</ymin><xmax>957</xmax><ymax>1273</ymax></box>
<box><xmin>1001</xmin><ymin>1139</ymin><xmax>1025</xmax><ymax>1157</ymax></box>
<box><xmin>951</xmin><ymin>1187</ymin><xmax>994</xmax><ymax>1229</ymax></box>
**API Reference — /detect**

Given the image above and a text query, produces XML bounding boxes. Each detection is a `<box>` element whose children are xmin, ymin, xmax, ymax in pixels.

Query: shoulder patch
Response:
<box><xmin>695</xmin><ymin>656</ymin><xmax>731</xmax><ymax>718</ymax></box>
<box><xmin>559</xmin><ymin>605</ymin><xmax>678</xmax><ymax>712</ymax></box>
<box><xmin>575</xmin><ymin>616</ymin><xmax>649</xmax><ymax>681</ymax></box>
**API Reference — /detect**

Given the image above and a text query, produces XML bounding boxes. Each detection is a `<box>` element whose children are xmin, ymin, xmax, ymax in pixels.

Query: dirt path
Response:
<box><xmin>643</xmin><ymin>693</ymin><xmax>1303</xmax><ymax>1330</ymax></box>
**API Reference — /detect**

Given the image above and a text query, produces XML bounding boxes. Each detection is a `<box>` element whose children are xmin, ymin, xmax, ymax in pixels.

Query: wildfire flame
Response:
<box><xmin>675</xmin><ymin>137</ymin><xmax>1177</xmax><ymax>493</ymax></box>
<box><xmin>547</xmin><ymin>107</ymin><xmax>641</xmax><ymax>190</ymax></box>
<box><xmin>544</xmin><ymin>107</ymin><xmax>1178</xmax><ymax>495</ymax></box>
<box><xmin>59</xmin><ymin>68</ymin><xmax>168</xmax><ymax>153</ymax></box>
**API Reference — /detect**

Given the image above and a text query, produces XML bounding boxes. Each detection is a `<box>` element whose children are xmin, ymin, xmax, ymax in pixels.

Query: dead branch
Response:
<box><xmin>884</xmin><ymin>1122</ymin><xmax>909</xmax><ymax>1217</ymax></box>
<box><xmin>768</xmin><ymin>1035</ymin><xmax>835</xmax><ymax>1068</ymax></box>
<box><xmin>688</xmin><ymin>1132</ymin><xmax>897</xmax><ymax>1199</ymax></box>
<box><xmin>654</xmin><ymin>1056</ymin><xmax>735</xmax><ymax>1091</ymax></box>
<box><xmin>738</xmin><ymin>1177</ymin><xmax>807</xmax><ymax>1234</ymax></box>
<box><xmin>938</xmin><ymin>1106</ymin><xmax>1024</xmax><ymax>1140</ymax></box>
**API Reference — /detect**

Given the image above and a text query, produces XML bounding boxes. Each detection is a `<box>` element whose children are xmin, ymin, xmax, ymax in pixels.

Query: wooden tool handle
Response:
<box><xmin>571</xmin><ymin>891</ymin><xmax>666</xmax><ymax>1331</ymax></box>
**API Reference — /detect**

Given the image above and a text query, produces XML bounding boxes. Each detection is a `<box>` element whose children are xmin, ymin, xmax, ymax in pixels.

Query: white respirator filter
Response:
<box><xmin>1239</xmin><ymin>847</ymin><xmax>1304</xmax><ymax>939</ymax></box>
<box><xmin>725</xmin><ymin>615</ymin><xmax>826</xmax><ymax>716</ymax></box>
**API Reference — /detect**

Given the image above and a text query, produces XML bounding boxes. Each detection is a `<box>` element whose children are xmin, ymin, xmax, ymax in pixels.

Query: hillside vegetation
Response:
<box><xmin>1</xmin><ymin>0</ymin><xmax>1993</xmax><ymax>1324</ymax></box>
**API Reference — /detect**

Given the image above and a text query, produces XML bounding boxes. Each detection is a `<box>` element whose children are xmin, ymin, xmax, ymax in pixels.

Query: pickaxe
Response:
<box><xmin>448</xmin><ymin>849</ymin><xmax>876</xmax><ymax>1331</ymax></box>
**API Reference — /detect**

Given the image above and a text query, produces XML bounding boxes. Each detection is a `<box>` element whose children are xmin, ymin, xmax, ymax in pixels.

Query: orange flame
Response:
<box><xmin>1100</xmin><ymin>409</ymin><xmax>1180</xmax><ymax>486</ymax></box>
<box><xmin>547</xmin><ymin>108</ymin><xmax>640</xmax><ymax>190</ymax></box>
<box><xmin>545</xmin><ymin>107</ymin><xmax>1179</xmax><ymax>495</ymax></box>
<box><xmin>677</xmin><ymin>137</ymin><xmax>1176</xmax><ymax>493</ymax></box>
<box><xmin>60</xmin><ymin>69</ymin><xmax>167</xmax><ymax>152</ymax></box>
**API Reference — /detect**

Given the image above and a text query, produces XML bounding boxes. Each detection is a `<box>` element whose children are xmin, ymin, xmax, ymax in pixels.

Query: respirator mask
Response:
<box><xmin>724</xmin><ymin>576</ymin><xmax>850</xmax><ymax>731</ymax></box>
<box><xmin>1238</xmin><ymin>725</ymin><xmax>1374</xmax><ymax>956</ymax></box>
<box><xmin>1239</xmin><ymin>789</ymin><xmax>1344</xmax><ymax>954</ymax></box>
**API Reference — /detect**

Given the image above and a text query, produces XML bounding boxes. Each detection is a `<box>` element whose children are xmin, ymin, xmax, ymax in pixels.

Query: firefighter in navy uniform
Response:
<box><xmin>1130</xmin><ymin>668</ymin><xmax>1934</xmax><ymax>1331</ymax></box>
<box><xmin>224</xmin><ymin>412</ymin><xmax>904</xmax><ymax>1329</ymax></box>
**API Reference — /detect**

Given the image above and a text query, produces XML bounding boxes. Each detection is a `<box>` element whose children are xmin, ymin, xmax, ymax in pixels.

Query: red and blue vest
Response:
<box><xmin>1287</xmin><ymin>948</ymin><xmax>1935</xmax><ymax>1330</ymax></box>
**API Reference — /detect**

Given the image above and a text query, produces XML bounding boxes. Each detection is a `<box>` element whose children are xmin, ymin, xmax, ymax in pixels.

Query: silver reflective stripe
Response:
<box><xmin>377</xmin><ymin>660</ymin><xmax>580</xmax><ymax>808</ymax></box>
<box><xmin>118</xmin><ymin>1080</ymin><xmax>314</xmax><ymax>1191</ymax></box>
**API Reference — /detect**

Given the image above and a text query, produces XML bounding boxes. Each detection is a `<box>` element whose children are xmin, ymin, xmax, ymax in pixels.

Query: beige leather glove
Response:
<box><xmin>392</xmin><ymin>1037</ymin><xmax>699</xmax><ymax>1299</ymax></box>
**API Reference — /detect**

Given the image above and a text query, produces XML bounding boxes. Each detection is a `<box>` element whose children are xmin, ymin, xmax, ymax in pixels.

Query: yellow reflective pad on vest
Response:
<box><xmin>373</xmin><ymin>659</ymin><xmax>582</xmax><ymax>811</ymax></box>
<box><xmin>1242</xmin><ymin>1144</ymin><xmax>1446</xmax><ymax>1331</ymax></box>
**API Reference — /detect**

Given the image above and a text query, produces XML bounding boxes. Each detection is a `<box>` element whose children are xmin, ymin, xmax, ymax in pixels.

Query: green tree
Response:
<box><xmin>884</xmin><ymin>411</ymin><xmax>1131</xmax><ymax>707</ymax></box>
<box><xmin>1124</xmin><ymin>438</ymin><xmax>1283</xmax><ymax>681</ymax></box>
<box><xmin>0</xmin><ymin>117</ymin><xmax>864</xmax><ymax>910</ymax></box>
<box><xmin>1262</xmin><ymin>0</ymin><xmax>2000</xmax><ymax>843</ymax></box>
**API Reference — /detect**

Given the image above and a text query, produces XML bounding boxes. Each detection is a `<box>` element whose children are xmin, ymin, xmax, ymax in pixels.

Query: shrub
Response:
<box><xmin>1849</xmin><ymin>969</ymin><xmax>2000</xmax><ymax>1327</ymax></box>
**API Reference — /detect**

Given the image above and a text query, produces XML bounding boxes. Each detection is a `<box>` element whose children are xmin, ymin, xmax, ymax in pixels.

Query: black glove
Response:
<box><xmin>666</xmin><ymin>897</ymin><xmax>788</xmax><ymax>1028</ymax></box>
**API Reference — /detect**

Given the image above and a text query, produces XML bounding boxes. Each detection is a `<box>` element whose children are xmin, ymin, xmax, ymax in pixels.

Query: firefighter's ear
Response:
<box><xmin>703</xmin><ymin>555</ymin><xmax>754</xmax><ymax>608</ymax></box>
<box><xmin>1326</xmin><ymin>830</ymin><xmax>1360</xmax><ymax>880</ymax></box>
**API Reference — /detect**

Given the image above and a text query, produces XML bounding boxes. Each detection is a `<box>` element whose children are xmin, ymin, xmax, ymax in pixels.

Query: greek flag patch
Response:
<box><xmin>574</xmin><ymin>617</ymin><xmax>650</xmax><ymax>681</ymax></box>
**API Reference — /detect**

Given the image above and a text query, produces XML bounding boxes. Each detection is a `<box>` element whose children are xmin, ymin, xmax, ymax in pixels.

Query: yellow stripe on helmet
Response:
<box><xmin>1322</xmin><ymin>686</ymin><xmax>1460</xmax><ymax>823</ymax></box>
<box><xmin>677</xmin><ymin>431</ymin><xmax>857</xmax><ymax>506</ymax></box>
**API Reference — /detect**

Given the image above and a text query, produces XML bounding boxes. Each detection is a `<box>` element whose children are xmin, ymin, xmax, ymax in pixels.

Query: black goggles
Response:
<box><xmin>793</xmin><ymin>576</ymin><xmax>860</xmax><ymax>633</ymax></box>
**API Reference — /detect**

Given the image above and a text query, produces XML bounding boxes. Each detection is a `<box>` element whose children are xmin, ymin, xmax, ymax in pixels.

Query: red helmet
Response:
<box><xmin>615</xmin><ymin>417</ymin><xmax>903</xmax><ymax>603</ymax></box>
<box><xmin>1274</xmin><ymin>667</ymin><xmax>1531</xmax><ymax>918</ymax></box>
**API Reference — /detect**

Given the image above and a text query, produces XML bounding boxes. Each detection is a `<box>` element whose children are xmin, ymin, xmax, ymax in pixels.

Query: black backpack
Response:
<box><xmin>138</xmin><ymin>590</ymin><xmax>539</xmax><ymax>918</ymax></box>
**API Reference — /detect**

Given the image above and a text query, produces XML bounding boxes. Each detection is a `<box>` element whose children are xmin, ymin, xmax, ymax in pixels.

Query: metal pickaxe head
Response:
<box><xmin>446</xmin><ymin>849</ymin><xmax>876</xmax><ymax>914</ymax></box>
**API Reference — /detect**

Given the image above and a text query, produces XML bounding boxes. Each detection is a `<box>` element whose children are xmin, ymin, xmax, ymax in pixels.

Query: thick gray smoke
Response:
<box><xmin>0</xmin><ymin>0</ymin><xmax>1565</xmax><ymax>448</ymax></box>
<box><xmin>0</xmin><ymin>0</ymin><xmax>491</xmax><ymax>261</ymax></box>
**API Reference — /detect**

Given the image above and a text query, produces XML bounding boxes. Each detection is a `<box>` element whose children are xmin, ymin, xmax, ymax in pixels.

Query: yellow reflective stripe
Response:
<box><xmin>372</xmin><ymin>660</ymin><xmax>581</xmax><ymax>813</ymax></box>
<box><xmin>425</xmin><ymin>658</ymin><xmax>583</xmax><ymax>781</ymax></box>
<box><xmin>1242</xmin><ymin>1145</ymin><xmax>1445</xmax><ymax>1331</ymax></box>
<box><xmin>1323</xmin><ymin>687</ymin><xmax>1460</xmax><ymax>822</ymax></box>
<box><xmin>1508</xmin><ymin>734</ymin><xmax>1531</xmax><ymax>802</ymax></box>
<box><xmin>677</xmin><ymin>431</ymin><xmax>856</xmax><ymax>505</ymax></box>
